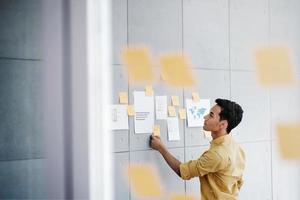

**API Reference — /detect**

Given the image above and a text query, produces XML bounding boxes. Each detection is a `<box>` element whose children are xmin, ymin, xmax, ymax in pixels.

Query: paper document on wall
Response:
<box><xmin>134</xmin><ymin>91</ymin><xmax>155</xmax><ymax>133</ymax></box>
<box><xmin>186</xmin><ymin>99</ymin><xmax>210</xmax><ymax>127</ymax></box>
<box><xmin>167</xmin><ymin>117</ymin><xmax>180</xmax><ymax>141</ymax></box>
<box><xmin>111</xmin><ymin>105</ymin><xmax>129</xmax><ymax>130</ymax></box>
<box><xmin>155</xmin><ymin>96</ymin><xmax>168</xmax><ymax>120</ymax></box>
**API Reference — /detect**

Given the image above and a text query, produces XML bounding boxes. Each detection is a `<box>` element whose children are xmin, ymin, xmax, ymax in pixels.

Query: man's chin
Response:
<box><xmin>203</xmin><ymin>126</ymin><xmax>208</xmax><ymax>131</ymax></box>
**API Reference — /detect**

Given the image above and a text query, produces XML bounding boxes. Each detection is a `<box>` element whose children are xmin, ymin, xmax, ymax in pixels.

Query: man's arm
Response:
<box><xmin>149</xmin><ymin>135</ymin><xmax>182</xmax><ymax>177</ymax></box>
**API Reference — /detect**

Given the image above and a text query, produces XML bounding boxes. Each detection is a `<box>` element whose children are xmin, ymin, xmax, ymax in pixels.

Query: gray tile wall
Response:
<box><xmin>0</xmin><ymin>0</ymin><xmax>45</xmax><ymax>199</ymax></box>
<box><xmin>112</xmin><ymin>0</ymin><xmax>300</xmax><ymax>200</ymax></box>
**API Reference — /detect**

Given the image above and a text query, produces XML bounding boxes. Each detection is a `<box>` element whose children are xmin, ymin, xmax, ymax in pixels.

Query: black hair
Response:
<box><xmin>215</xmin><ymin>98</ymin><xmax>243</xmax><ymax>133</ymax></box>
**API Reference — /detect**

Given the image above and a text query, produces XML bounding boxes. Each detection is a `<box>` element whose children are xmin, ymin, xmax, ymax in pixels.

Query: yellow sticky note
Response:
<box><xmin>161</xmin><ymin>72</ymin><xmax>166</xmax><ymax>81</ymax></box>
<box><xmin>168</xmin><ymin>106</ymin><xmax>176</xmax><ymax>117</ymax></box>
<box><xmin>127</xmin><ymin>164</ymin><xmax>163</xmax><ymax>198</ymax></box>
<box><xmin>169</xmin><ymin>194</ymin><xmax>196</xmax><ymax>200</ymax></box>
<box><xmin>119</xmin><ymin>92</ymin><xmax>128</xmax><ymax>104</ymax></box>
<box><xmin>192</xmin><ymin>92</ymin><xmax>200</xmax><ymax>102</ymax></box>
<box><xmin>171</xmin><ymin>96</ymin><xmax>180</xmax><ymax>106</ymax></box>
<box><xmin>255</xmin><ymin>47</ymin><xmax>295</xmax><ymax>86</ymax></box>
<box><xmin>179</xmin><ymin>109</ymin><xmax>186</xmax><ymax>119</ymax></box>
<box><xmin>127</xmin><ymin>105</ymin><xmax>135</xmax><ymax>116</ymax></box>
<box><xmin>153</xmin><ymin>125</ymin><xmax>160</xmax><ymax>136</ymax></box>
<box><xmin>121</xmin><ymin>47</ymin><xmax>155</xmax><ymax>83</ymax></box>
<box><xmin>160</xmin><ymin>54</ymin><xmax>196</xmax><ymax>87</ymax></box>
<box><xmin>277</xmin><ymin>123</ymin><xmax>300</xmax><ymax>159</ymax></box>
<box><xmin>145</xmin><ymin>85</ymin><xmax>154</xmax><ymax>96</ymax></box>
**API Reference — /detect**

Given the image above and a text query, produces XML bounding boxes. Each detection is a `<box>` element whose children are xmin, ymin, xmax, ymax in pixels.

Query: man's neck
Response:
<box><xmin>211</xmin><ymin>130</ymin><xmax>228</xmax><ymax>140</ymax></box>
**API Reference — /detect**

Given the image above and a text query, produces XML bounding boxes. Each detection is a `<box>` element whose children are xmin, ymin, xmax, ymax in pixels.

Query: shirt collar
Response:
<box><xmin>211</xmin><ymin>134</ymin><xmax>231</xmax><ymax>145</ymax></box>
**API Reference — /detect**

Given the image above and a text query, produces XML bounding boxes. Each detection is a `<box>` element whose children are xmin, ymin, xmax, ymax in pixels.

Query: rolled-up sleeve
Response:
<box><xmin>180</xmin><ymin>160</ymin><xmax>199</xmax><ymax>180</ymax></box>
<box><xmin>179</xmin><ymin>150</ymin><xmax>226</xmax><ymax>180</ymax></box>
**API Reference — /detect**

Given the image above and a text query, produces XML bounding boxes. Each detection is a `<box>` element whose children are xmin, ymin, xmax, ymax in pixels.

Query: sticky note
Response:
<box><xmin>153</xmin><ymin>125</ymin><xmax>160</xmax><ymax>136</ymax></box>
<box><xmin>192</xmin><ymin>92</ymin><xmax>200</xmax><ymax>102</ymax></box>
<box><xmin>255</xmin><ymin>47</ymin><xmax>295</xmax><ymax>86</ymax></box>
<box><xmin>161</xmin><ymin>72</ymin><xmax>166</xmax><ymax>81</ymax></box>
<box><xmin>168</xmin><ymin>106</ymin><xmax>176</xmax><ymax>117</ymax></box>
<box><xmin>169</xmin><ymin>194</ymin><xmax>196</xmax><ymax>200</ymax></box>
<box><xmin>127</xmin><ymin>105</ymin><xmax>135</xmax><ymax>116</ymax></box>
<box><xmin>119</xmin><ymin>92</ymin><xmax>128</xmax><ymax>104</ymax></box>
<box><xmin>171</xmin><ymin>96</ymin><xmax>180</xmax><ymax>106</ymax></box>
<box><xmin>179</xmin><ymin>109</ymin><xmax>186</xmax><ymax>119</ymax></box>
<box><xmin>127</xmin><ymin>164</ymin><xmax>163</xmax><ymax>198</ymax></box>
<box><xmin>121</xmin><ymin>47</ymin><xmax>155</xmax><ymax>82</ymax></box>
<box><xmin>277</xmin><ymin>123</ymin><xmax>300</xmax><ymax>159</ymax></box>
<box><xmin>145</xmin><ymin>85</ymin><xmax>154</xmax><ymax>96</ymax></box>
<box><xmin>160</xmin><ymin>54</ymin><xmax>196</xmax><ymax>87</ymax></box>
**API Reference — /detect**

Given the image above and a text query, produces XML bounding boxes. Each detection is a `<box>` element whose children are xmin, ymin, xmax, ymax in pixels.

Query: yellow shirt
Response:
<box><xmin>180</xmin><ymin>134</ymin><xmax>245</xmax><ymax>200</ymax></box>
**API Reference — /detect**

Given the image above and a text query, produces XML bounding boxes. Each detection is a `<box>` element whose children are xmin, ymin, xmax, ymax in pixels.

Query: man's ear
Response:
<box><xmin>219</xmin><ymin>120</ymin><xmax>228</xmax><ymax>130</ymax></box>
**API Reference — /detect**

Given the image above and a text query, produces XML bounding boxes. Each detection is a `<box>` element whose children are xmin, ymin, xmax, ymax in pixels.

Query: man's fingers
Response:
<box><xmin>149</xmin><ymin>136</ymin><xmax>153</xmax><ymax>147</ymax></box>
<box><xmin>153</xmin><ymin>135</ymin><xmax>160</xmax><ymax>139</ymax></box>
<box><xmin>149</xmin><ymin>134</ymin><xmax>162</xmax><ymax>147</ymax></box>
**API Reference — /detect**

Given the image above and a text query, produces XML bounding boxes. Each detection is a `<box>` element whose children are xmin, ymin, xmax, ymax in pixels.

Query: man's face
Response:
<box><xmin>203</xmin><ymin>105</ymin><xmax>222</xmax><ymax>132</ymax></box>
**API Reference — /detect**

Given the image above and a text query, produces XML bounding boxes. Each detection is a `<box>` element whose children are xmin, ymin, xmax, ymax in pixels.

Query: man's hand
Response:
<box><xmin>149</xmin><ymin>135</ymin><xmax>165</xmax><ymax>152</ymax></box>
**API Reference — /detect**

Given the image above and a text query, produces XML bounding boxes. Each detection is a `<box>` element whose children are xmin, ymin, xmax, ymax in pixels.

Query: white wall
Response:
<box><xmin>112</xmin><ymin>0</ymin><xmax>300</xmax><ymax>199</ymax></box>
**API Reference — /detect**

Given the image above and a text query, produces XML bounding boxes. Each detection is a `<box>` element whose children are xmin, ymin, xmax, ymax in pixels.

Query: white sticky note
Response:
<box><xmin>186</xmin><ymin>99</ymin><xmax>210</xmax><ymax>127</ymax></box>
<box><xmin>111</xmin><ymin>105</ymin><xmax>129</xmax><ymax>130</ymax></box>
<box><xmin>155</xmin><ymin>96</ymin><xmax>168</xmax><ymax>120</ymax></box>
<box><xmin>134</xmin><ymin>91</ymin><xmax>155</xmax><ymax>134</ymax></box>
<box><xmin>167</xmin><ymin>117</ymin><xmax>180</xmax><ymax>141</ymax></box>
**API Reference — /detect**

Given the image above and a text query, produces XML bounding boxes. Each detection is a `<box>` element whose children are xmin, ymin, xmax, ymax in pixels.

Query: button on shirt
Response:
<box><xmin>180</xmin><ymin>134</ymin><xmax>245</xmax><ymax>200</ymax></box>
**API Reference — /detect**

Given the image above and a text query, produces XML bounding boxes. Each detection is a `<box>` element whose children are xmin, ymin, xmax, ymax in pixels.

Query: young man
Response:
<box><xmin>150</xmin><ymin>98</ymin><xmax>245</xmax><ymax>200</ymax></box>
